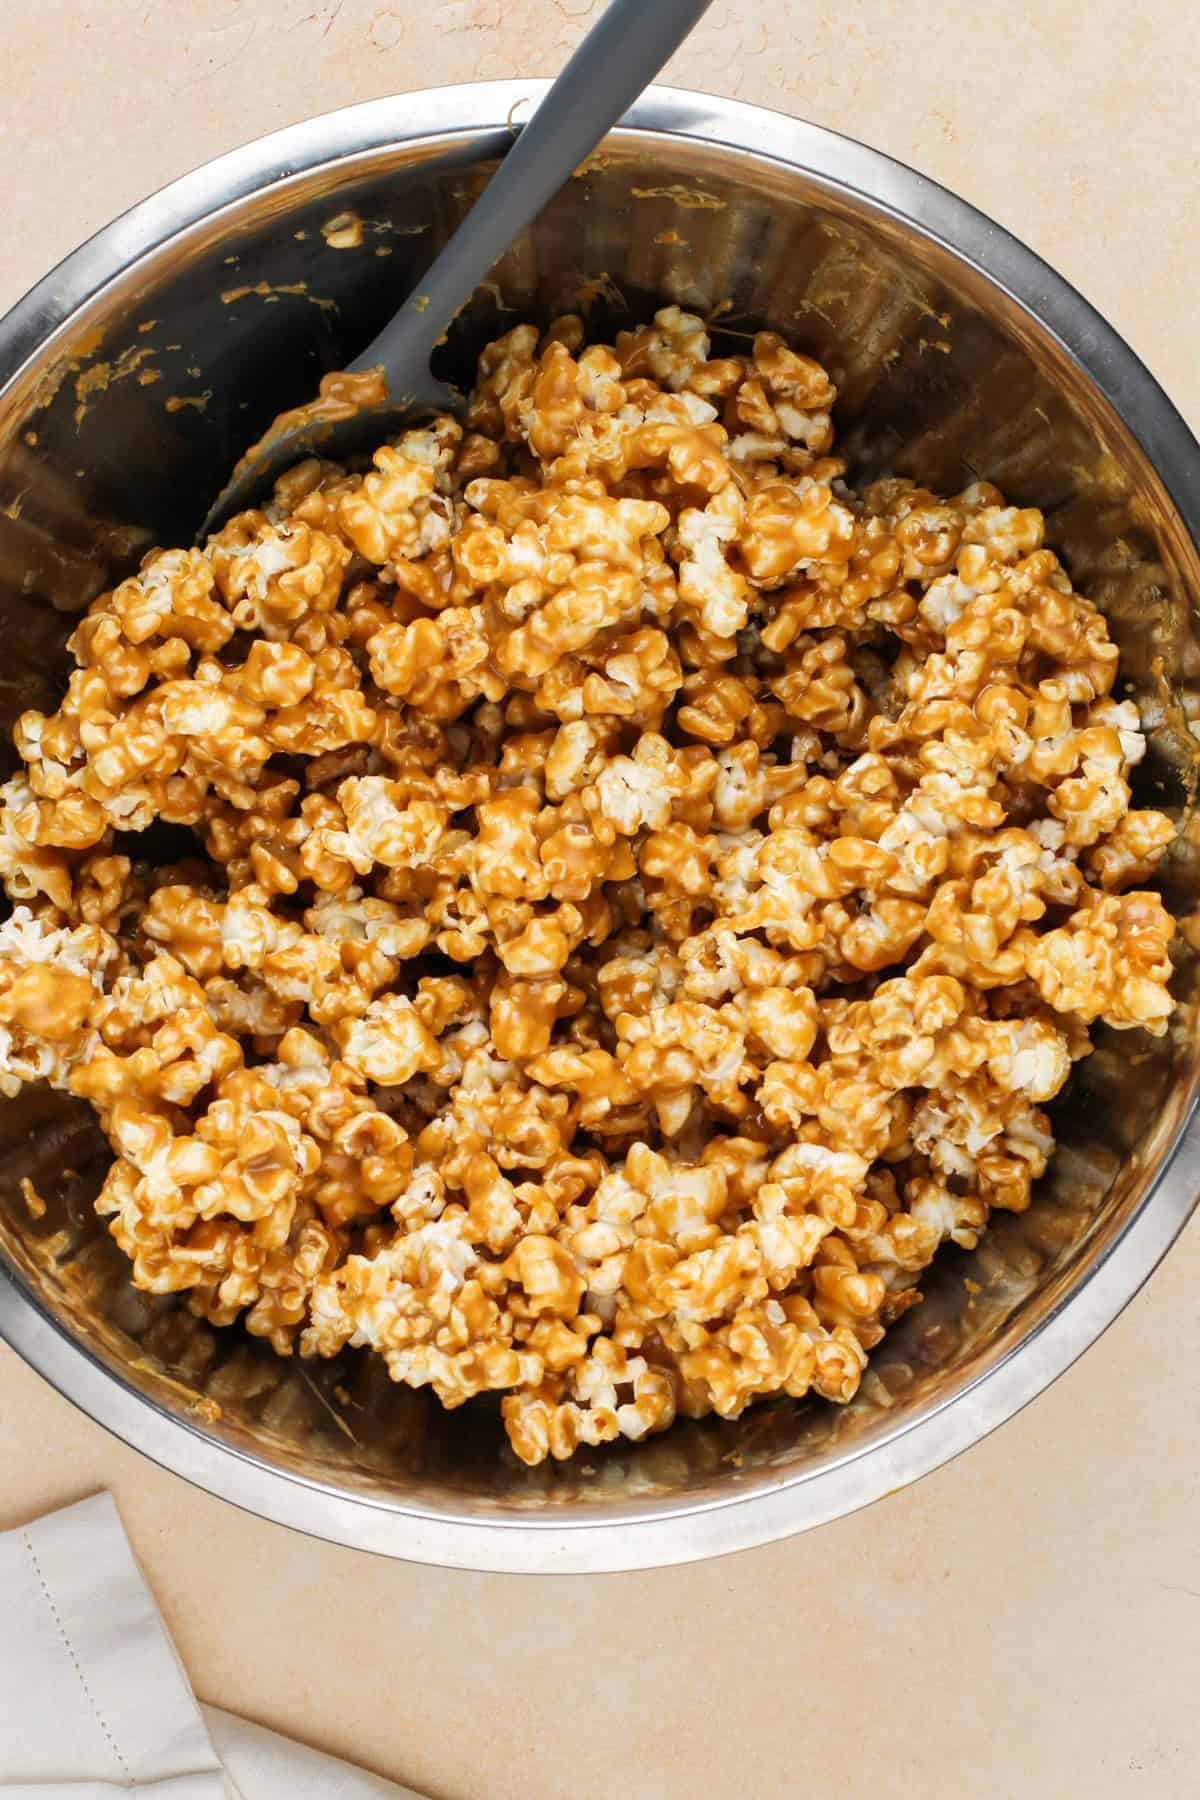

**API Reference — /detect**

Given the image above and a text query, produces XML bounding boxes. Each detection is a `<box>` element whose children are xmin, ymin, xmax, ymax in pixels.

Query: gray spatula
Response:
<box><xmin>201</xmin><ymin>0</ymin><xmax>714</xmax><ymax>537</ymax></box>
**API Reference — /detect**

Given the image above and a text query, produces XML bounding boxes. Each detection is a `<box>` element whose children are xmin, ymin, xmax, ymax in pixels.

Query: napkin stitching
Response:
<box><xmin>21</xmin><ymin>1525</ymin><xmax>134</xmax><ymax>1786</ymax></box>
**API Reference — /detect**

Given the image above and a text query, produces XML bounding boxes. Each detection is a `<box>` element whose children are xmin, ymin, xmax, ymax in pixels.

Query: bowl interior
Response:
<box><xmin>2</xmin><ymin>106</ymin><xmax>1199</xmax><ymax>1530</ymax></box>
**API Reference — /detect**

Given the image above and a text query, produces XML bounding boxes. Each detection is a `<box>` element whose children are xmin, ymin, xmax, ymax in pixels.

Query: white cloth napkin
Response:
<box><xmin>0</xmin><ymin>1492</ymin><xmax>428</xmax><ymax>1799</ymax></box>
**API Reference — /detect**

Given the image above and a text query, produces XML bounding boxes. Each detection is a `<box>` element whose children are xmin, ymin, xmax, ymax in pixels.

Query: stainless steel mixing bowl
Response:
<box><xmin>2</xmin><ymin>85</ymin><xmax>1199</xmax><ymax>1572</ymax></box>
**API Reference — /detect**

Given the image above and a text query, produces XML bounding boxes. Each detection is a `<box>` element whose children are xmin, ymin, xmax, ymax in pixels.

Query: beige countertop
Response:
<box><xmin>2</xmin><ymin>4</ymin><xmax>1199</xmax><ymax>1795</ymax></box>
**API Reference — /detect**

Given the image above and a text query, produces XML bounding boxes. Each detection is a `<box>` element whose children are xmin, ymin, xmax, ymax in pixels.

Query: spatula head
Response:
<box><xmin>199</xmin><ymin>377</ymin><xmax>462</xmax><ymax>540</ymax></box>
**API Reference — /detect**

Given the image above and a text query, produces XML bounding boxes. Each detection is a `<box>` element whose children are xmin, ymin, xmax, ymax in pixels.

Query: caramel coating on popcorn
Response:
<box><xmin>0</xmin><ymin>313</ymin><xmax>1176</xmax><ymax>1465</ymax></box>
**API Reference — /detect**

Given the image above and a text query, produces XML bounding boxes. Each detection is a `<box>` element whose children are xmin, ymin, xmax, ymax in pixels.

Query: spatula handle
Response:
<box><xmin>348</xmin><ymin>0</ymin><xmax>715</xmax><ymax>382</ymax></box>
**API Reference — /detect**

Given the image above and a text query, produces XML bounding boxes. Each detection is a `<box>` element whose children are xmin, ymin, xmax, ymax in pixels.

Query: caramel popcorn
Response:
<box><xmin>0</xmin><ymin>310</ymin><xmax>1176</xmax><ymax>1465</ymax></box>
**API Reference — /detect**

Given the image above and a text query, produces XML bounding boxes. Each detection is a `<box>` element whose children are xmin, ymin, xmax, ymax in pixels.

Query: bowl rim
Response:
<box><xmin>1</xmin><ymin>81</ymin><xmax>1198</xmax><ymax>1572</ymax></box>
